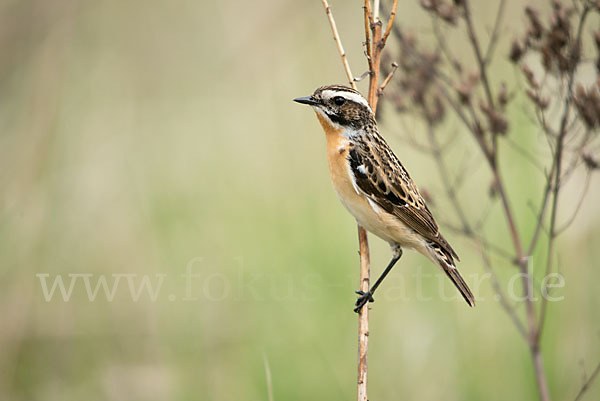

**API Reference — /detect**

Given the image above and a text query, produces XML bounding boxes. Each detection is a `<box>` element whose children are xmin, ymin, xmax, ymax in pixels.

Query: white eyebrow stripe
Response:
<box><xmin>321</xmin><ymin>90</ymin><xmax>372</xmax><ymax>111</ymax></box>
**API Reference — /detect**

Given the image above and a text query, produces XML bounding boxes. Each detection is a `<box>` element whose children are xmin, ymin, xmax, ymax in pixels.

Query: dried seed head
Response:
<box><xmin>497</xmin><ymin>82</ymin><xmax>508</xmax><ymax>107</ymax></box>
<box><xmin>521</xmin><ymin>65</ymin><xmax>539</xmax><ymax>88</ymax></box>
<box><xmin>573</xmin><ymin>84</ymin><xmax>600</xmax><ymax>128</ymax></box>
<box><xmin>525</xmin><ymin>6</ymin><xmax>543</xmax><ymax>39</ymax></box>
<box><xmin>468</xmin><ymin>70</ymin><xmax>480</xmax><ymax>85</ymax></box>
<box><xmin>480</xmin><ymin>101</ymin><xmax>508</xmax><ymax>135</ymax></box>
<box><xmin>426</xmin><ymin>94</ymin><xmax>446</xmax><ymax>125</ymax></box>
<box><xmin>454</xmin><ymin>81</ymin><xmax>471</xmax><ymax>104</ymax></box>
<box><xmin>420</xmin><ymin>0</ymin><xmax>437</xmax><ymax>11</ymax></box>
<box><xmin>582</xmin><ymin>152</ymin><xmax>599</xmax><ymax>170</ymax></box>
<box><xmin>526</xmin><ymin>88</ymin><xmax>549</xmax><ymax>109</ymax></box>
<box><xmin>510</xmin><ymin>40</ymin><xmax>524</xmax><ymax>63</ymax></box>
<box><xmin>438</xmin><ymin>3</ymin><xmax>457</xmax><ymax>25</ymax></box>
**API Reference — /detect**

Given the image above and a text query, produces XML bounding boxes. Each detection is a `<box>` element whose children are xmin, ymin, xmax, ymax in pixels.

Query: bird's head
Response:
<box><xmin>294</xmin><ymin>85</ymin><xmax>374</xmax><ymax>132</ymax></box>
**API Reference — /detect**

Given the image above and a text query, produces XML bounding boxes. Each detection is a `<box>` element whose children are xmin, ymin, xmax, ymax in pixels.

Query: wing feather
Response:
<box><xmin>348</xmin><ymin>138</ymin><xmax>459</xmax><ymax>261</ymax></box>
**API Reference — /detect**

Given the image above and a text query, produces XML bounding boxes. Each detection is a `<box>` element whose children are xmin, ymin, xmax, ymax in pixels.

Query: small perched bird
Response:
<box><xmin>294</xmin><ymin>85</ymin><xmax>475</xmax><ymax>311</ymax></box>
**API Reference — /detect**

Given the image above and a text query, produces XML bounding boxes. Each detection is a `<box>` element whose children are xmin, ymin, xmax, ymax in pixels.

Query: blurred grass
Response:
<box><xmin>0</xmin><ymin>0</ymin><xmax>599</xmax><ymax>400</ymax></box>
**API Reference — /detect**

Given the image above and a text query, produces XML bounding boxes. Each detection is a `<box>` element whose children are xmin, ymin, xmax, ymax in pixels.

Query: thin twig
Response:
<box><xmin>377</xmin><ymin>62</ymin><xmax>398</xmax><ymax>97</ymax></box>
<box><xmin>432</xmin><ymin>17</ymin><xmax>462</xmax><ymax>73</ymax></box>
<box><xmin>363</xmin><ymin>0</ymin><xmax>374</xmax><ymax>77</ymax></box>
<box><xmin>358</xmin><ymin>3</ymin><xmax>397</xmax><ymax>400</ymax></box>
<box><xmin>555</xmin><ymin>170</ymin><xmax>592</xmax><ymax>235</ymax></box>
<box><xmin>321</xmin><ymin>0</ymin><xmax>357</xmax><ymax>89</ymax></box>
<box><xmin>479</xmin><ymin>245</ymin><xmax>527</xmax><ymax>339</ymax></box>
<box><xmin>381</xmin><ymin>0</ymin><xmax>398</xmax><ymax>48</ymax></box>
<box><xmin>574</xmin><ymin>361</ymin><xmax>600</xmax><ymax>401</ymax></box>
<box><xmin>483</xmin><ymin>0</ymin><xmax>507</xmax><ymax>64</ymax></box>
<box><xmin>462</xmin><ymin>0</ymin><xmax>495</xmax><ymax>110</ymax></box>
<box><xmin>536</xmin><ymin>5</ymin><xmax>591</xmax><ymax>347</ymax></box>
<box><xmin>426</xmin><ymin>122</ymin><xmax>473</xmax><ymax>235</ymax></box>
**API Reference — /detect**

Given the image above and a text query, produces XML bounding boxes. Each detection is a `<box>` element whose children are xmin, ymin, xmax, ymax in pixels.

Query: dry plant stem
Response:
<box><xmin>536</xmin><ymin>5</ymin><xmax>591</xmax><ymax>346</ymax></box>
<box><xmin>319</xmin><ymin>2</ymin><xmax>369</xmax><ymax>400</ymax></box>
<box><xmin>321</xmin><ymin>0</ymin><xmax>357</xmax><ymax>89</ymax></box>
<box><xmin>366</xmin><ymin>0</ymin><xmax>398</xmax><ymax>109</ymax></box>
<box><xmin>359</xmin><ymin>2</ymin><xmax>397</xmax><ymax>400</ymax></box>
<box><xmin>363</xmin><ymin>0</ymin><xmax>374</xmax><ymax>74</ymax></box>
<box><xmin>574</xmin><ymin>362</ymin><xmax>600</xmax><ymax>401</ymax></box>
<box><xmin>483</xmin><ymin>0</ymin><xmax>507</xmax><ymax>64</ymax></box>
<box><xmin>378</xmin><ymin>62</ymin><xmax>398</xmax><ymax>97</ymax></box>
<box><xmin>357</xmin><ymin>226</ymin><xmax>370</xmax><ymax>401</ymax></box>
<box><xmin>462</xmin><ymin>0</ymin><xmax>495</xmax><ymax>110</ymax></box>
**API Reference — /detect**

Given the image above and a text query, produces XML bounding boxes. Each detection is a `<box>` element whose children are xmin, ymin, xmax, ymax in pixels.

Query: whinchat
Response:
<box><xmin>294</xmin><ymin>85</ymin><xmax>475</xmax><ymax>311</ymax></box>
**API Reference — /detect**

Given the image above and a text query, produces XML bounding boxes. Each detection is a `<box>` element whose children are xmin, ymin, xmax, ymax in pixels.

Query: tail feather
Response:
<box><xmin>443</xmin><ymin>267</ymin><xmax>475</xmax><ymax>307</ymax></box>
<box><xmin>426</xmin><ymin>240</ymin><xmax>475</xmax><ymax>307</ymax></box>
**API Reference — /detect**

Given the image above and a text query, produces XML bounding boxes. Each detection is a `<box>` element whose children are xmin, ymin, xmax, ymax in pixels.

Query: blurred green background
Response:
<box><xmin>1</xmin><ymin>0</ymin><xmax>599</xmax><ymax>400</ymax></box>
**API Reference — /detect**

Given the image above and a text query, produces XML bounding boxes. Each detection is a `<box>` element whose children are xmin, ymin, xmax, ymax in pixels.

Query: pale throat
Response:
<box><xmin>314</xmin><ymin>108</ymin><xmax>359</xmax><ymax>139</ymax></box>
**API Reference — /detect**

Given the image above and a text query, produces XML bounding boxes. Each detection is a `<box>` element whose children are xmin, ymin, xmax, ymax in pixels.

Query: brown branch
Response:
<box><xmin>356</xmin><ymin>5</ymin><xmax>375</xmax><ymax>400</ymax></box>
<box><xmin>381</xmin><ymin>0</ymin><xmax>398</xmax><ymax>48</ymax></box>
<box><xmin>319</xmin><ymin>3</ymin><xmax>369</xmax><ymax>400</ymax></box>
<box><xmin>377</xmin><ymin>62</ymin><xmax>398</xmax><ymax>97</ymax></box>
<box><xmin>363</xmin><ymin>0</ymin><xmax>373</xmax><ymax>77</ymax></box>
<box><xmin>321</xmin><ymin>0</ymin><xmax>357</xmax><ymax>89</ymax></box>
<box><xmin>367</xmin><ymin>19</ymin><xmax>382</xmax><ymax>108</ymax></box>
<box><xmin>356</xmin><ymin>226</ymin><xmax>370</xmax><ymax>401</ymax></box>
<box><xmin>357</xmin><ymin>3</ymin><xmax>398</xmax><ymax>400</ymax></box>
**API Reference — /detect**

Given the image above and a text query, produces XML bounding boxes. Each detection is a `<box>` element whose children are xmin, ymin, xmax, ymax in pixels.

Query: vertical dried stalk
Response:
<box><xmin>357</xmin><ymin>3</ymin><xmax>398</xmax><ymax>400</ymax></box>
<box><xmin>319</xmin><ymin>2</ymin><xmax>368</xmax><ymax>400</ymax></box>
<box><xmin>319</xmin><ymin>2</ymin><xmax>398</xmax><ymax>400</ymax></box>
<box><xmin>356</xmin><ymin>225</ymin><xmax>370</xmax><ymax>401</ymax></box>
<box><xmin>321</xmin><ymin>0</ymin><xmax>357</xmax><ymax>89</ymax></box>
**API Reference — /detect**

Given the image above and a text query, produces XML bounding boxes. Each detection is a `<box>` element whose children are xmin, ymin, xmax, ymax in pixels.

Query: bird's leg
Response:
<box><xmin>354</xmin><ymin>245</ymin><xmax>402</xmax><ymax>313</ymax></box>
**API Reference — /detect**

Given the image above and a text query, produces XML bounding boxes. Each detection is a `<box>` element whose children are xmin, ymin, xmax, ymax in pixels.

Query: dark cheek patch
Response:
<box><xmin>326</xmin><ymin>111</ymin><xmax>351</xmax><ymax>126</ymax></box>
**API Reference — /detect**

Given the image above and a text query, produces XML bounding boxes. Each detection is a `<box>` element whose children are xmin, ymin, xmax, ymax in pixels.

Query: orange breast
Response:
<box><xmin>313</xmin><ymin>111</ymin><xmax>428</xmax><ymax>251</ymax></box>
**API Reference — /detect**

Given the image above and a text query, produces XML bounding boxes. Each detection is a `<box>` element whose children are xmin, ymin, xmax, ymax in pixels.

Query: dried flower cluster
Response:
<box><xmin>381</xmin><ymin>36</ymin><xmax>446</xmax><ymax>125</ymax></box>
<box><xmin>419</xmin><ymin>0</ymin><xmax>458</xmax><ymax>24</ymax></box>
<box><xmin>511</xmin><ymin>1</ymin><xmax>600</xmax><ymax>130</ymax></box>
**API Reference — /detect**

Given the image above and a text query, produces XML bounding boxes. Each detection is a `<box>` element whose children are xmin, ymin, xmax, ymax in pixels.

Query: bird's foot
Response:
<box><xmin>354</xmin><ymin>290</ymin><xmax>374</xmax><ymax>313</ymax></box>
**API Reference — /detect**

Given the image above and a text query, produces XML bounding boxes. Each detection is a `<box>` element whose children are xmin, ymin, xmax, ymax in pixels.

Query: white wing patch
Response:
<box><xmin>347</xmin><ymin>162</ymin><xmax>361</xmax><ymax>195</ymax></box>
<box><xmin>367</xmin><ymin>198</ymin><xmax>383</xmax><ymax>214</ymax></box>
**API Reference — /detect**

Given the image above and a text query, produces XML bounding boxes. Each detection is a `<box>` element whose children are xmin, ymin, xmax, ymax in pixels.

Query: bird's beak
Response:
<box><xmin>293</xmin><ymin>96</ymin><xmax>319</xmax><ymax>106</ymax></box>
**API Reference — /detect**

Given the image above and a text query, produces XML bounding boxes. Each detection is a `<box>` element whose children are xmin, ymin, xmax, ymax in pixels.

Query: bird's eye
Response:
<box><xmin>333</xmin><ymin>96</ymin><xmax>346</xmax><ymax>106</ymax></box>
